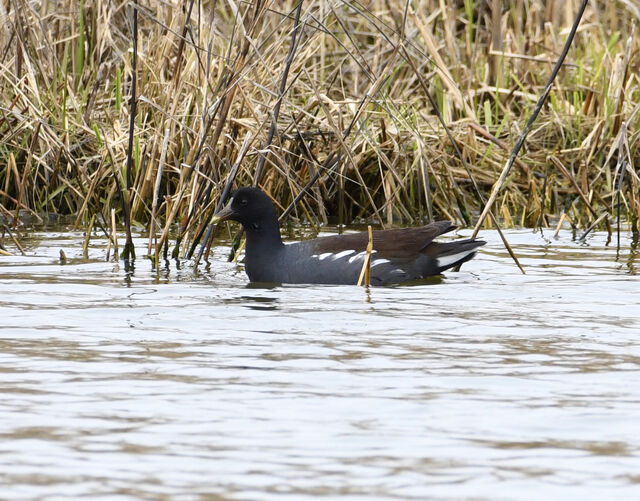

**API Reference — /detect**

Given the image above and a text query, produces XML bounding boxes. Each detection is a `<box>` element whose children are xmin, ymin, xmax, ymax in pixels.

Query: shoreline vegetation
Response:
<box><xmin>1</xmin><ymin>0</ymin><xmax>639</xmax><ymax>261</ymax></box>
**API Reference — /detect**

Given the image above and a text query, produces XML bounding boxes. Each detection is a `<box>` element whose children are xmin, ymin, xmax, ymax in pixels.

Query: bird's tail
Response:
<box><xmin>434</xmin><ymin>238</ymin><xmax>486</xmax><ymax>273</ymax></box>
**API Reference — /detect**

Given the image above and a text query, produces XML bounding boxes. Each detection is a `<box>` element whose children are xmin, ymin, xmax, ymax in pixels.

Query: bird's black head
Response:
<box><xmin>213</xmin><ymin>187</ymin><xmax>279</xmax><ymax>234</ymax></box>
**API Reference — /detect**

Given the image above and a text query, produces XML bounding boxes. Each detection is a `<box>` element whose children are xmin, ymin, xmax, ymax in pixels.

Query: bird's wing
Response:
<box><xmin>310</xmin><ymin>221</ymin><xmax>456</xmax><ymax>258</ymax></box>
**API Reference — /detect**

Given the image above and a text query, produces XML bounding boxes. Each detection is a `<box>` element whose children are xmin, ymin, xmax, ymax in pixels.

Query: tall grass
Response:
<box><xmin>0</xmin><ymin>0</ymin><xmax>638</xmax><ymax>259</ymax></box>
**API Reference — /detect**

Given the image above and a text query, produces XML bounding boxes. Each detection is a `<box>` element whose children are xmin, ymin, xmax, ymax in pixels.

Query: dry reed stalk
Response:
<box><xmin>120</xmin><ymin>0</ymin><xmax>138</xmax><ymax>261</ymax></box>
<box><xmin>109</xmin><ymin>208</ymin><xmax>118</xmax><ymax>261</ymax></box>
<box><xmin>83</xmin><ymin>213</ymin><xmax>94</xmax><ymax>260</ymax></box>
<box><xmin>554</xmin><ymin>212</ymin><xmax>567</xmax><ymax>238</ymax></box>
<box><xmin>356</xmin><ymin>225</ymin><xmax>373</xmax><ymax>287</ymax></box>
<box><xmin>2</xmin><ymin>224</ymin><xmax>25</xmax><ymax>256</ymax></box>
<box><xmin>549</xmin><ymin>155</ymin><xmax>608</xmax><ymax>230</ymax></box>
<box><xmin>148</xmin><ymin>127</ymin><xmax>171</xmax><ymax>256</ymax></box>
<box><xmin>580</xmin><ymin>211</ymin><xmax>610</xmax><ymax>241</ymax></box>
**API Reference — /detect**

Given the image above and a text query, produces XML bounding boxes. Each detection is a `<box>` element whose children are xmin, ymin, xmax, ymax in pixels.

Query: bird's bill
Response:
<box><xmin>211</xmin><ymin>199</ymin><xmax>234</xmax><ymax>224</ymax></box>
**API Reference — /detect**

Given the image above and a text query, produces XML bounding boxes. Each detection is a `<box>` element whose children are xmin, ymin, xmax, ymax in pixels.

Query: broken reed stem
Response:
<box><xmin>83</xmin><ymin>213</ymin><xmax>95</xmax><ymax>259</ymax></box>
<box><xmin>2</xmin><ymin>224</ymin><xmax>26</xmax><ymax>256</ymax></box>
<box><xmin>536</xmin><ymin>170</ymin><xmax>548</xmax><ymax>234</ymax></box>
<box><xmin>615</xmin><ymin>123</ymin><xmax>628</xmax><ymax>254</ymax></box>
<box><xmin>0</xmin><ymin>232</ymin><xmax>8</xmax><ymax>254</ymax></box>
<box><xmin>580</xmin><ymin>212</ymin><xmax>609</xmax><ymax>241</ymax></box>
<box><xmin>357</xmin><ymin>225</ymin><xmax>373</xmax><ymax>287</ymax></box>
<box><xmin>11</xmin><ymin>232</ymin><xmax>26</xmax><ymax>256</ymax></box>
<box><xmin>616</xmin><ymin>163</ymin><xmax>627</xmax><ymax>252</ymax></box>
<box><xmin>471</xmin><ymin>0</ymin><xmax>589</xmax><ymax>240</ymax></box>
<box><xmin>554</xmin><ymin>212</ymin><xmax>567</xmax><ymax>239</ymax></box>
<box><xmin>109</xmin><ymin>208</ymin><xmax>118</xmax><ymax>261</ymax></box>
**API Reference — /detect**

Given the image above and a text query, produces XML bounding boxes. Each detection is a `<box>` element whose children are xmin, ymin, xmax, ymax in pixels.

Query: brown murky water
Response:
<box><xmin>1</xmin><ymin>227</ymin><xmax>639</xmax><ymax>500</ymax></box>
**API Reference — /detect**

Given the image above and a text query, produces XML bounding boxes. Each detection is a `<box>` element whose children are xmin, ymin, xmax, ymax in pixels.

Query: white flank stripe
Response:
<box><xmin>332</xmin><ymin>250</ymin><xmax>356</xmax><ymax>260</ymax></box>
<box><xmin>318</xmin><ymin>253</ymin><xmax>333</xmax><ymax>261</ymax></box>
<box><xmin>370</xmin><ymin>258</ymin><xmax>391</xmax><ymax>268</ymax></box>
<box><xmin>437</xmin><ymin>251</ymin><xmax>473</xmax><ymax>269</ymax></box>
<box><xmin>348</xmin><ymin>251</ymin><xmax>367</xmax><ymax>264</ymax></box>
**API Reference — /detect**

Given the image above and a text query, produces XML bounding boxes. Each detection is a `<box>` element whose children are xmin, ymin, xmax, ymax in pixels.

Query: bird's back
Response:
<box><xmin>268</xmin><ymin>222</ymin><xmax>484</xmax><ymax>285</ymax></box>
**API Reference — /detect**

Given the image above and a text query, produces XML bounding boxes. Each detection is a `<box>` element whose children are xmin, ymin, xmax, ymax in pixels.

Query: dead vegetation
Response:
<box><xmin>0</xmin><ymin>0</ymin><xmax>639</xmax><ymax>260</ymax></box>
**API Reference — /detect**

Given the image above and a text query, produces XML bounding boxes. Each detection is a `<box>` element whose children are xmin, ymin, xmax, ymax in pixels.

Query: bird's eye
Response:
<box><xmin>239</xmin><ymin>198</ymin><xmax>248</xmax><ymax>206</ymax></box>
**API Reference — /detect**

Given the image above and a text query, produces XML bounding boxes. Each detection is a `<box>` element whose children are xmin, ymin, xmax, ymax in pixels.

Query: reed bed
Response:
<box><xmin>0</xmin><ymin>0</ymin><xmax>639</xmax><ymax>260</ymax></box>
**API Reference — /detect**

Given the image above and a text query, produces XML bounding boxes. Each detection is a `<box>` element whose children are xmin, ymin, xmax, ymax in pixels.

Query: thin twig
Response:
<box><xmin>122</xmin><ymin>0</ymin><xmax>138</xmax><ymax>261</ymax></box>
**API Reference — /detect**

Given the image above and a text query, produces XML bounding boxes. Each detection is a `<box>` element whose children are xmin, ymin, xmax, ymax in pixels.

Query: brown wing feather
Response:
<box><xmin>312</xmin><ymin>221</ymin><xmax>456</xmax><ymax>258</ymax></box>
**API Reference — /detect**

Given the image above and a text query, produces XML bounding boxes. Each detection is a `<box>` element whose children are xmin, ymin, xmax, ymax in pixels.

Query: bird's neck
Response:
<box><xmin>243</xmin><ymin>219</ymin><xmax>284</xmax><ymax>283</ymax></box>
<box><xmin>244</xmin><ymin>219</ymin><xmax>284</xmax><ymax>256</ymax></box>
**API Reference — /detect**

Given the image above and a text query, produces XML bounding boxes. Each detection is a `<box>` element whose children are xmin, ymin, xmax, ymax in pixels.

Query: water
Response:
<box><xmin>1</xmin><ymin>227</ymin><xmax>639</xmax><ymax>500</ymax></box>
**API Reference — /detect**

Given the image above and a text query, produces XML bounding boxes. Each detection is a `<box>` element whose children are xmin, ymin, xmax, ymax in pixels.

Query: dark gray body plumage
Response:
<box><xmin>215</xmin><ymin>188</ymin><xmax>484</xmax><ymax>286</ymax></box>
<box><xmin>244</xmin><ymin>222</ymin><xmax>483</xmax><ymax>286</ymax></box>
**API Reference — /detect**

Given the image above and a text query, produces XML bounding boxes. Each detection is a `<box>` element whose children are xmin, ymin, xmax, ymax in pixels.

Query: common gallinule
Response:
<box><xmin>213</xmin><ymin>187</ymin><xmax>485</xmax><ymax>285</ymax></box>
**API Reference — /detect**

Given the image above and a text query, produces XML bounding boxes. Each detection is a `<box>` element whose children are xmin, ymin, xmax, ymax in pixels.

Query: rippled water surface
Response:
<box><xmin>1</xmin><ymin>227</ymin><xmax>639</xmax><ymax>500</ymax></box>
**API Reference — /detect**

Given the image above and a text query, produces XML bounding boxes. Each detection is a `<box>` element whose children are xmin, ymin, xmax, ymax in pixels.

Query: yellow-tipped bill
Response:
<box><xmin>211</xmin><ymin>199</ymin><xmax>234</xmax><ymax>224</ymax></box>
